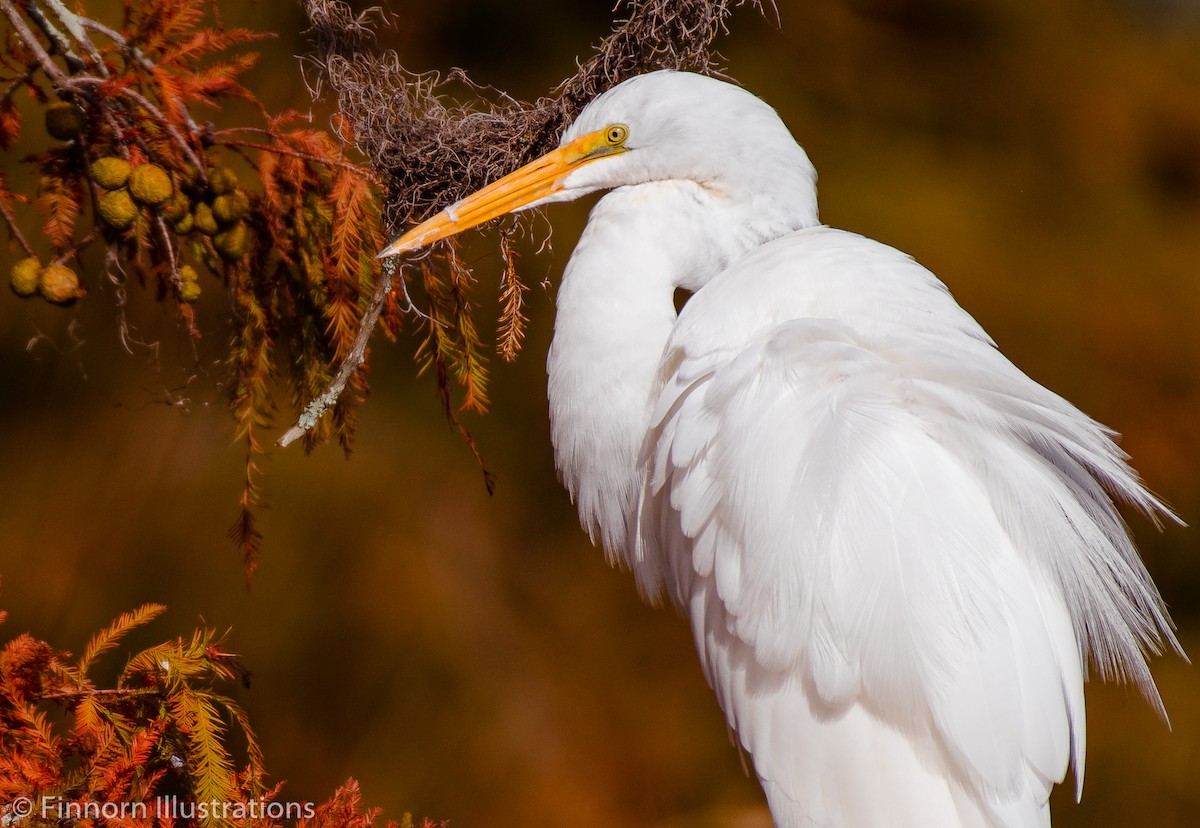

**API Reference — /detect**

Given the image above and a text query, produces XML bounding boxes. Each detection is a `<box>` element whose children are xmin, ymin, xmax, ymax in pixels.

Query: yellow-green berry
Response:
<box><xmin>213</xmin><ymin>222</ymin><xmax>249</xmax><ymax>261</ymax></box>
<box><xmin>44</xmin><ymin>102</ymin><xmax>84</xmax><ymax>140</ymax></box>
<box><xmin>173</xmin><ymin>211</ymin><xmax>195</xmax><ymax>235</ymax></box>
<box><xmin>39</xmin><ymin>264</ymin><xmax>83</xmax><ymax>305</ymax></box>
<box><xmin>207</xmin><ymin>166</ymin><xmax>238</xmax><ymax>195</ymax></box>
<box><xmin>193</xmin><ymin>202</ymin><xmax>219</xmax><ymax>236</ymax></box>
<box><xmin>178</xmin><ymin>264</ymin><xmax>201</xmax><ymax>302</ymax></box>
<box><xmin>128</xmin><ymin>163</ymin><xmax>173</xmax><ymax>207</ymax></box>
<box><xmin>98</xmin><ymin>189</ymin><xmax>138</xmax><ymax>231</ymax></box>
<box><xmin>212</xmin><ymin>189</ymin><xmax>250</xmax><ymax>225</ymax></box>
<box><xmin>161</xmin><ymin>191</ymin><xmax>190</xmax><ymax>222</ymax></box>
<box><xmin>10</xmin><ymin>257</ymin><xmax>41</xmax><ymax>297</ymax></box>
<box><xmin>91</xmin><ymin>157</ymin><xmax>132</xmax><ymax>189</ymax></box>
<box><xmin>179</xmin><ymin>280</ymin><xmax>201</xmax><ymax>303</ymax></box>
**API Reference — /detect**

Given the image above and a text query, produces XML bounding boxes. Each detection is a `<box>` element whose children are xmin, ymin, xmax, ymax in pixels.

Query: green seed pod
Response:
<box><xmin>193</xmin><ymin>202</ymin><xmax>219</xmax><ymax>236</ymax></box>
<box><xmin>44</xmin><ymin>102</ymin><xmax>84</xmax><ymax>140</ymax></box>
<box><xmin>91</xmin><ymin>157</ymin><xmax>132</xmax><ymax>189</ymax></box>
<box><xmin>9</xmin><ymin>257</ymin><xmax>41</xmax><ymax>297</ymax></box>
<box><xmin>128</xmin><ymin>163</ymin><xmax>173</xmax><ymax>206</ymax></box>
<box><xmin>161</xmin><ymin>191</ymin><xmax>190</xmax><ymax>222</ymax></box>
<box><xmin>212</xmin><ymin>189</ymin><xmax>250</xmax><ymax>225</ymax></box>
<box><xmin>213</xmin><ymin>222</ymin><xmax>249</xmax><ymax>261</ymax></box>
<box><xmin>179</xmin><ymin>280</ymin><xmax>201</xmax><ymax>303</ymax></box>
<box><xmin>207</xmin><ymin>166</ymin><xmax>239</xmax><ymax>196</ymax></box>
<box><xmin>173</xmin><ymin>211</ymin><xmax>195</xmax><ymax>235</ymax></box>
<box><xmin>39</xmin><ymin>264</ymin><xmax>83</xmax><ymax>305</ymax></box>
<box><xmin>98</xmin><ymin>189</ymin><xmax>138</xmax><ymax>231</ymax></box>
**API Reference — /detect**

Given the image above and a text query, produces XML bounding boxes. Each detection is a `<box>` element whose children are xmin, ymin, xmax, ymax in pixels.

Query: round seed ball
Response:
<box><xmin>91</xmin><ymin>157</ymin><xmax>132</xmax><ymax>189</ymax></box>
<box><xmin>10</xmin><ymin>257</ymin><xmax>41</xmax><ymax>297</ymax></box>
<box><xmin>161</xmin><ymin>191</ymin><xmax>191</xmax><ymax>222</ymax></box>
<box><xmin>213</xmin><ymin>222</ymin><xmax>249</xmax><ymax>261</ymax></box>
<box><xmin>207</xmin><ymin>167</ymin><xmax>239</xmax><ymax>196</ymax></box>
<box><xmin>212</xmin><ymin>189</ymin><xmax>250</xmax><ymax>225</ymax></box>
<box><xmin>128</xmin><ymin>163</ymin><xmax>173</xmax><ymax>207</ymax></box>
<box><xmin>44</xmin><ymin>102</ymin><xmax>84</xmax><ymax>140</ymax></box>
<box><xmin>192</xmin><ymin>202</ymin><xmax>219</xmax><ymax>236</ymax></box>
<box><xmin>98</xmin><ymin>189</ymin><xmax>138</xmax><ymax>231</ymax></box>
<box><xmin>179</xmin><ymin>280</ymin><xmax>201</xmax><ymax>303</ymax></box>
<box><xmin>39</xmin><ymin>264</ymin><xmax>83</xmax><ymax>305</ymax></box>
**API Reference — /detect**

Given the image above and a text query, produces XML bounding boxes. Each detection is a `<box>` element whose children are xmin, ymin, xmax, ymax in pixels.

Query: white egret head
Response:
<box><xmin>377</xmin><ymin>70</ymin><xmax>818</xmax><ymax>259</ymax></box>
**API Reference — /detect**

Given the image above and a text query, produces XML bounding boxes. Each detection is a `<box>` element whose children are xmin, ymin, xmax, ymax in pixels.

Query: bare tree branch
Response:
<box><xmin>0</xmin><ymin>0</ymin><xmax>71</xmax><ymax>87</ymax></box>
<box><xmin>277</xmin><ymin>262</ymin><xmax>393</xmax><ymax>448</ymax></box>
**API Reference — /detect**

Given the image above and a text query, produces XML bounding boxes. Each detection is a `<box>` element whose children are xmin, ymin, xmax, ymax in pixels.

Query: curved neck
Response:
<box><xmin>547</xmin><ymin>186</ymin><xmax>695</xmax><ymax>560</ymax></box>
<box><xmin>546</xmin><ymin>179</ymin><xmax>817</xmax><ymax>562</ymax></box>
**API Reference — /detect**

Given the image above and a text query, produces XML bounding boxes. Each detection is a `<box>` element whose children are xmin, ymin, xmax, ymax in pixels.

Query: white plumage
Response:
<box><xmin>379</xmin><ymin>70</ymin><xmax>1180</xmax><ymax>827</ymax></box>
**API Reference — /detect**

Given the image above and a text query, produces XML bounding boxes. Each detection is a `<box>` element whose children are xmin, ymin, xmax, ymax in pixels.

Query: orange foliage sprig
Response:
<box><xmin>287</xmin><ymin>0</ymin><xmax>768</xmax><ymax>485</ymax></box>
<box><xmin>4</xmin><ymin>0</ymin><xmax>767</xmax><ymax>577</ymax></box>
<box><xmin>0</xmin><ymin>0</ymin><xmax>386</xmax><ymax>578</ymax></box>
<box><xmin>0</xmin><ymin>602</ymin><xmax>261</xmax><ymax>828</ymax></box>
<box><xmin>0</xmin><ymin>601</ymin><xmax>443</xmax><ymax>828</ymax></box>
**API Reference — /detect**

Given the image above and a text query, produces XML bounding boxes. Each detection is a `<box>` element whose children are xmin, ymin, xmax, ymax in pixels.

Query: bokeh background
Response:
<box><xmin>3</xmin><ymin>0</ymin><xmax>1199</xmax><ymax>825</ymax></box>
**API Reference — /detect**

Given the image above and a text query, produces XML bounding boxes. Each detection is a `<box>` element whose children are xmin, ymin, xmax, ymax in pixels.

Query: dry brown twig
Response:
<box><xmin>282</xmin><ymin>0</ymin><xmax>768</xmax><ymax>449</ymax></box>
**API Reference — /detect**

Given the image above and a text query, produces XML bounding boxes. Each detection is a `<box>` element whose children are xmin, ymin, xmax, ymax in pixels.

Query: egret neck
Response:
<box><xmin>548</xmin><ymin>177</ymin><xmax>819</xmax><ymax>565</ymax></box>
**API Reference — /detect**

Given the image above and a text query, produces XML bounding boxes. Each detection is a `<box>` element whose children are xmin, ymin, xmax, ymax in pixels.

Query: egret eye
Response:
<box><xmin>605</xmin><ymin>124</ymin><xmax>628</xmax><ymax>146</ymax></box>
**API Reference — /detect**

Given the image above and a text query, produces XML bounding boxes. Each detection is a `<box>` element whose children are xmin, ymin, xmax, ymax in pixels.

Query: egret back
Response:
<box><xmin>633</xmin><ymin>226</ymin><xmax>1177</xmax><ymax>826</ymax></box>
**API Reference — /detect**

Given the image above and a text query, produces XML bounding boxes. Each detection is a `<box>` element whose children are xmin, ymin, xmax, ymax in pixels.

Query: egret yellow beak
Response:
<box><xmin>376</xmin><ymin>127</ymin><xmax>626</xmax><ymax>259</ymax></box>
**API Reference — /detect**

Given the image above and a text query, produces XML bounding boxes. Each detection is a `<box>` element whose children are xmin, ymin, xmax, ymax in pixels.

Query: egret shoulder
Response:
<box><xmin>668</xmin><ymin>225</ymin><xmax>994</xmax><ymax>362</ymax></box>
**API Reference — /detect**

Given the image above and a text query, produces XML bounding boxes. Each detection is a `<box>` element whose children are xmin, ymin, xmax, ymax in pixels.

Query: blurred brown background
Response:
<box><xmin>2</xmin><ymin>0</ymin><xmax>1198</xmax><ymax>825</ymax></box>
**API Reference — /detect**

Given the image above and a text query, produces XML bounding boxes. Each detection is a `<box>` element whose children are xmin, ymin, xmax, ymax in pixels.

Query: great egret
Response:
<box><xmin>378</xmin><ymin>70</ymin><xmax>1180</xmax><ymax>827</ymax></box>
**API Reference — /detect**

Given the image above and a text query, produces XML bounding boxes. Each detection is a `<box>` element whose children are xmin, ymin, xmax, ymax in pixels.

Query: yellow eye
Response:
<box><xmin>605</xmin><ymin>124</ymin><xmax>628</xmax><ymax>146</ymax></box>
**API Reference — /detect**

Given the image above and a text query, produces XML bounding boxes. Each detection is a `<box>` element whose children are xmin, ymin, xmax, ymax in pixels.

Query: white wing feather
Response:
<box><xmin>633</xmin><ymin>226</ymin><xmax>1177</xmax><ymax>827</ymax></box>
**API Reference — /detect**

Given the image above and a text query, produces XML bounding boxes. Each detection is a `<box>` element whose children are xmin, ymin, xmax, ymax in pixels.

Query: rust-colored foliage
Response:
<box><xmin>277</xmin><ymin>0</ymin><xmax>767</xmax><ymax>481</ymax></box>
<box><xmin>4</xmin><ymin>0</ymin><xmax>766</xmax><ymax>575</ymax></box>
<box><xmin>298</xmin><ymin>0</ymin><xmax>766</xmax><ymax>433</ymax></box>
<box><xmin>0</xmin><ymin>602</ymin><xmax>258</xmax><ymax>828</ymax></box>
<box><xmin>0</xmin><ymin>0</ymin><xmax>385</xmax><ymax>578</ymax></box>
<box><xmin>299</xmin><ymin>781</ymin><xmax>444</xmax><ymax>828</ymax></box>
<box><xmin>0</xmin><ymin>602</ymin><xmax>439</xmax><ymax>828</ymax></box>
